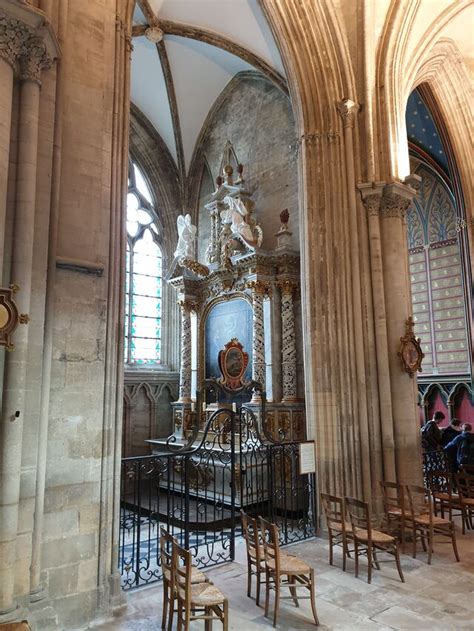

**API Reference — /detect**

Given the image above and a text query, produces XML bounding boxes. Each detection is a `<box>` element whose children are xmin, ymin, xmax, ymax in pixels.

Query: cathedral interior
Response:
<box><xmin>0</xmin><ymin>0</ymin><xmax>472</xmax><ymax>629</ymax></box>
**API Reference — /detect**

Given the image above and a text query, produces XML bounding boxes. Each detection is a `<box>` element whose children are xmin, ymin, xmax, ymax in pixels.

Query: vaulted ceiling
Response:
<box><xmin>130</xmin><ymin>0</ymin><xmax>286</xmax><ymax>179</ymax></box>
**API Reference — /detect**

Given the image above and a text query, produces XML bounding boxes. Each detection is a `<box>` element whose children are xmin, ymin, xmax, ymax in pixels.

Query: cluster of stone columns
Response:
<box><xmin>0</xmin><ymin>3</ymin><xmax>58</xmax><ymax>620</ymax></box>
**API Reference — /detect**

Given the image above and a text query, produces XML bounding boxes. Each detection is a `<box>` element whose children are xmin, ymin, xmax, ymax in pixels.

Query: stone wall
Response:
<box><xmin>192</xmin><ymin>72</ymin><xmax>299</xmax><ymax>261</ymax></box>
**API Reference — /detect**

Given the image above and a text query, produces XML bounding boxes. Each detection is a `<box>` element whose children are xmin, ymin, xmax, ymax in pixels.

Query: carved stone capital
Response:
<box><xmin>177</xmin><ymin>298</ymin><xmax>199</xmax><ymax>313</ymax></box>
<box><xmin>0</xmin><ymin>15</ymin><xmax>30</xmax><ymax>69</ymax></box>
<box><xmin>358</xmin><ymin>182</ymin><xmax>386</xmax><ymax>217</ymax></box>
<box><xmin>246</xmin><ymin>280</ymin><xmax>271</xmax><ymax>296</ymax></box>
<box><xmin>278</xmin><ymin>279</ymin><xmax>298</xmax><ymax>296</ymax></box>
<box><xmin>380</xmin><ymin>181</ymin><xmax>417</xmax><ymax>221</ymax></box>
<box><xmin>19</xmin><ymin>36</ymin><xmax>52</xmax><ymax>84</ymax></box>
<box><xmin>336</xmin><ymin>99</ymin><xmax>359</xmax><ymax>129</ymax></box>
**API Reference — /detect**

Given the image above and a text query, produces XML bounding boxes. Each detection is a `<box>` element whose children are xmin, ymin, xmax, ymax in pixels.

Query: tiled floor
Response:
<box><xmin>91</xmin><ymin>525</ymin><xmax>474</xmax><ymax>630</ymax></box>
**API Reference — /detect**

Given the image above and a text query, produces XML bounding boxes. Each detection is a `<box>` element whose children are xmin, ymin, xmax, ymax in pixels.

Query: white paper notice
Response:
<box><xmin>299</xmin><ymin>441</ymin><xmax>316</xmax><ymax>475</ymax></box>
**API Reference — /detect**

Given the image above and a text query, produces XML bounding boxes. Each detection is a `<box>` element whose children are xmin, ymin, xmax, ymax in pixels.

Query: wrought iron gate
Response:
<box><xmin>119</xmin><ymin>396</ymin><xmax>317</xmax><ymax>590</ymax></box>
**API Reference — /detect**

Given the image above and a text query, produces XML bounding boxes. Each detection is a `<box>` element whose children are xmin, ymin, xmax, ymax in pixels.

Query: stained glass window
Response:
<box><xmin>125</xmin><ymin>161</ymin><xmax>162</xmax><ymax>365</ymax></box>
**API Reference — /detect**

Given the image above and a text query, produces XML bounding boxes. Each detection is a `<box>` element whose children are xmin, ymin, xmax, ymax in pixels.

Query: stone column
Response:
<box><xmin>247</xmin><ymin>281</ymin><xmax>269</xmax><ymax>401</ymax></box>
<box><xmin>279</xmin><ymin>280</ymin><xmax>298</xmax><ymax>402</ymax></box>
<box><xmin>178</xmin><ymin>299</ymin><xmax>193</xmax><ymax>402</ymax></box>
<box><xmin>358</xmin><ymin>183</ymin><xmax>397</xmax><ymax>483</ymax></box>
<box><xmin>379</xmin><ymin>180</ymin><xmax>422</xmax><ymax>485</ymax></box>
<box><xmin>0</xmin><ymin>37</ymin><xmax>51</xmax><ymax>617</ymax></box>
<box><xmin>0</xmin><ymin>17</ymin><xmax>28</xmax><ymax>280</ymax></box>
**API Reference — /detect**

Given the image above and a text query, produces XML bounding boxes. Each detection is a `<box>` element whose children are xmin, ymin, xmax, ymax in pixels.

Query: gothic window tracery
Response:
<box><xmin>125</xmin><ymin>160</ymin><xmax>163</xmax><ymax>365</ymax></box>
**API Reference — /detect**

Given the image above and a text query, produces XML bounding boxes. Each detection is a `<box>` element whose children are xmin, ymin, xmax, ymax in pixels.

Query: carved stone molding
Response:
<box><xmin>0</xmin><ymin>15</ymin><xmax>30</xmax><ymax>68</ymax></box>
<box><xmin>298</xmin><ymin>131</ymin><xmax>340</xmax><ymax>146</ymax></box>
<box><xmin>336</xmin><ymin>98</ymin><xmax>359</xmax><ymax>129</ymax></box>
<box><xmin>19</xmin><ymin>36</ymin><xmax>52</xmax><ymax>84</ymax></box>
<box><xmin>0</xmin><ymin>4</ymin><xmax>59</xmax><ymax>80</ymax></box>
<box><xmin>357</xmin><ymin>182</ymin><xmax>386</xmax><ymax>217</ymax></box>
<box><xmin>380</xmin><ymin>181</ymin><xmax>417</xmax><ymax>221</ymax></box>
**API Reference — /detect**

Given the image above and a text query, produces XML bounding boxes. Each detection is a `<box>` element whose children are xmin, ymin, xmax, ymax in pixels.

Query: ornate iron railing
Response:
<box><xmin>119</xmin><ymin>403</ymin><xmax>317</xmax><ymax>590</ymax></box>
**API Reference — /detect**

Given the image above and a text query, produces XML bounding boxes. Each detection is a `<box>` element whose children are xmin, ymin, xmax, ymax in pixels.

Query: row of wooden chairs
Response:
<box><xmin>322</xmin><ymin>481</ymin><xmax>463</xmax><ymax>582</ymax></box>
<box><xmin>426</xmin><ymin>471</ymin><xmax>474</xmax><ymax>534</ymax></box>
<box><xmin>321</xmin><ymin>493</ymin><xmax>404</xmax><ymax>584</ymax></box>
<box><xmin>160</xmin><ymin>528</ymin><xmax>228</xmax><ymax>631</ymax></box>
<box><xmin>240</xmin><ymin>511</ymin><xmax>319</xmax><ymax>628</ymax></box>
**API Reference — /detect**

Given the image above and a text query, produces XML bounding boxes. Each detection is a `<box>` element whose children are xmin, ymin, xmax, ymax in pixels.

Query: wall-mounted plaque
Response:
<box><xmin>299</xmin><ymin>440</ymin><xmax>316</xmax><ymax>475</ymax></box>
<box><xmin>218</xmin><ymin>338</ymin><xmax>249</xmax><ymax>390</ymax></box>
<box><xmin>398</xmin><ymin>316</ymin><xmax>424</xmax><ymax>377</ymax></box>
<box><xmin>0</xmin><ymin>285</ymin><xmax>28</xmax><ymax>351</ymax></box>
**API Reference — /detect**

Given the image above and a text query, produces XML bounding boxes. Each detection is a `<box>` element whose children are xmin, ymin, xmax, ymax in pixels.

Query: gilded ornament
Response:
<box><xmin>398</xmin><ymin>316</ymin><xmax>424</xmax><ymax>377</ymax></box>
<box><xmin>0</xmin><ymin>285</ymin><xmax>29</xmax><ymax>351</ymax></box>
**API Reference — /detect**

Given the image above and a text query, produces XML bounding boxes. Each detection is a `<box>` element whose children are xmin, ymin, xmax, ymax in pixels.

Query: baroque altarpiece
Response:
<box><xmin>151</xmin><ymin>153</ymin><xmax>306</xmax><ymax>449</ymax></box>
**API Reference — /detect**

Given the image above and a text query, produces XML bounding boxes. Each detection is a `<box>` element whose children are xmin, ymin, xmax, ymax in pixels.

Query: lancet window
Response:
<box><xmin>125</xmin><ymin>160</ymin><xmax>162</xmax><ymax>365</ymax></box>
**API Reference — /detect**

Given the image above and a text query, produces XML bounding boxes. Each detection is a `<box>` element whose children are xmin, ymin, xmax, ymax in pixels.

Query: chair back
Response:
<box><xmin>160</xmin><ymin>527</ymin><xmax>176</xmax><ymax>578</ymax></box>
<box><xmin>345</xmin><ymin>497</ymin><xmax>371</xmax><ymax>537</ymax></box>
<box><xmin>455</xmin><ymin>473</ymin><xmax>474</xmax><ymax>500</ymax></box>
<box><xmin>241</xmin><ymin>510</ymin><xmax>262</xmax><ymax>564</ymax></box>
<box><xmin>259</xmin><ymin>516</ymin><xmax>280</xmax><ymax>573</ymax></box>
<box><xmin>320</xmin><ymin>493</ymin><xmax>347</xmax><ymax>532</ymax></box>
<box><xmin>427</xmin><ymin>471</ymin><xmax>453</xmax><ymax>497</ymax></box>
<box><xmin>172</xmin><ymin>542</ymin><xmax>192</xmax><ymax>604</ymax></box>
<box><xmin>380</xmin><ymin>481</ymin><xmax>403</xmax><ymax>514</ymax></box>
<box><xmin>407</xmin><ymin>484</ymin><xmax>432</xmax><ymax>524</ymax></box>
<box><xmin>460</xmin><ymin>464</ymin><xmax>474</xmax><ymax>476</ymax></box>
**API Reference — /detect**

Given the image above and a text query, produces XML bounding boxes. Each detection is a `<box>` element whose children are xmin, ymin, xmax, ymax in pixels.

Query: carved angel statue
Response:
<box><xmin>221</xmin><ymin>195</ymin><xmax>263</xmax><ymax>248</ymax></box>
<box><xmin>174</xmin><ymin>214</ymin><xmax>197</xmax><ymax>260</ymax></box>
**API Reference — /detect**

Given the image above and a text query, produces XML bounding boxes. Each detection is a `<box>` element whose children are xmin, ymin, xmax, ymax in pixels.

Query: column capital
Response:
<box><xmin>246</xmin><ymin>280</ymin><xmax>272</xmax><ymax>296</ymax></box>
<box><xmin>19</xmin><ymin>36</ymin><xmax>52</xmax><ymax>84</ymax></box>
<box><xmin>357</xmin><ymin>181</ymin><xmax>386</xmax><ymax>216</ymax></box>
<box><xmin>336</xmin><ymin>98</ymin><xmax>359</xmax><ymax>129</ymax></box>
<box><xmin>0</xmin><ymin>15</ymin><xmax>30</xmax><ymax>69</ymax></box>
<box><xmin>177</xmin><ymin>298</ymin><xmax>199</xmax><ymax>313</ymax></box>
<box><xmin>0</xmin><ymin>4</ymin><xmax>59</xmax><ymax>78</ymax></box>
<box><xmin>380</xmin><ymin>180</ymin><xmax>418</xmax><ymax>220</ymax></box>
<box><xmin>278</xmin><ymin>279</ymin><xmax>298</xmax><ymax>296</ymax></box>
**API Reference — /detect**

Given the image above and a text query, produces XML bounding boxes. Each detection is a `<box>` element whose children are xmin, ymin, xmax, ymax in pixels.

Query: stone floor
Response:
<box><xmin>91</xmin><ymin>524</ymin><xmax>474</xmax><ymax>630</ymax></box>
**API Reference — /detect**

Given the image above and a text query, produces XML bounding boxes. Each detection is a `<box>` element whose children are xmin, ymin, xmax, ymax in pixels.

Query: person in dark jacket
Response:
<box><xmin>421</xmin><ymin>411</ymin><xmax>445</xmax><ymax>451</ymax></box>
<box><xmin>444</xmin><ymin>423</ymin><xmax>474</xmax><ymax>471</ymax></box>
<box><xmin>441</xmin><ymin>418</ymin><xmax>462</xmax><ymax>446</ymax></box>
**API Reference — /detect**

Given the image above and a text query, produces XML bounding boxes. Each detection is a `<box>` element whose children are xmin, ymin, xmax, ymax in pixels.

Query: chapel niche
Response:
<box><xmin>147</xmin><ymin>144</ymin><xmax>305</xmax><ymax>451</ymax></box>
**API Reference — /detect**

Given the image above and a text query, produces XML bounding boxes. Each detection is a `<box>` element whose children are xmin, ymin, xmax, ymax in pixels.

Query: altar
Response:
<box><xmin>148</xmin><ymin>148</ymin><xmax>306</xmax><ymax>452</ymax></box>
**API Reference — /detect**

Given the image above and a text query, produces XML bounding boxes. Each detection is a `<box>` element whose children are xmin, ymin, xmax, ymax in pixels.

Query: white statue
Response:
<box><xmin>221</xmin><ymin>195</ymin><xmax>262</xmax><ymax>246</ymax></box>
<box><xmin>174</xmin><ymin>213</ymin><xmax>197</xmax><ymax>260</ymax></box>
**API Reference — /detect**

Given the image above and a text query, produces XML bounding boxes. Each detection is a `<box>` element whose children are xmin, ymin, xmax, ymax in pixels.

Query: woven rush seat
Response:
<box><xmin>183</xmin><ymin>582</ymin><xmax>226</xmax><ymax>607</ymax></box>
<box><xmin>433</xmin><ymin>492</ymin><xmax>460</xmax><ymax>502</ymax></box>
<box><xmin>414</xmin><ymin>513</ymin><xmax>452</xmax><ymax>525</ymax></box>
<box><xmin>266</xmin><ymin>553</ymin><xmax>311</xmax><ymax>574</ymax></box>
<box><xmin>462</xmin><ymin>497</ymin><xmax>474</xmax><ymax>506</ymax></box>
<box><xmin>328</xmin><ymin>520</ymin><xmax>352</xmax><ymax>532</ymax></box>
<box><xmin>163</xmin><ymin>565</ymin><xmax>207</xmax><ymax>583</ymax></box>
<box><xmin>353</xmin><ymin>528</ymin><xmax>395</xmax><ymax>544</ymax></box>
<box><xmin>0</xmin><ymin>623</ymin><xmax>31</xmax><ymax>631</ymax></box>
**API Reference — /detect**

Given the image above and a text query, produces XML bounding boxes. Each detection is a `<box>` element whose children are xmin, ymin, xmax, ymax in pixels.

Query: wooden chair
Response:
<box><xmin>240</xmin><ymin>509</ymin><xmax>265</xmax><ymax>605</ymax></box>
<box><xmin>427</xmin><ymin>471</ymin><xmax>463</xmax><ymax>523</ymax></box>
<box><xmin>379</xmin><ymin>481</ymin><xmax>409</xmax><ymax>551</ymax></box>
<box><xmin>320</xmin><ymin>493</ymin><xmax>353</xmax><ymax>570</ymax></box>
<box><xmin>159</xmin><ymin>528</ymin><xmax>208</xmax><ymax>631</ymax></box>
<box><xmin>345</xmin><ymin>496</ymin><xmax>404</xmax><ymax>584</ymax></box>
<box><xmin>173</xmin><ymin>542</ymin><xmax>228</xmax><ymax>631</ymax></box>
<box><xmin>406</xmin><ymin>484</ymin><xmax>460</xmax><ymax>564</ymax></box>
<box><xmin>455</xmin><ymin>473</ymin><xmax>474</xmax><ymax>533</ymax></box>
<box><xmin>0</xmin><ymin>623</ymin><xmax>31</xmax><ymax>631</ymax></box>
<box><xmin>259</xmin><ymin>516</ymin><xmax>319</xmax><ymax>627</ymax></box>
